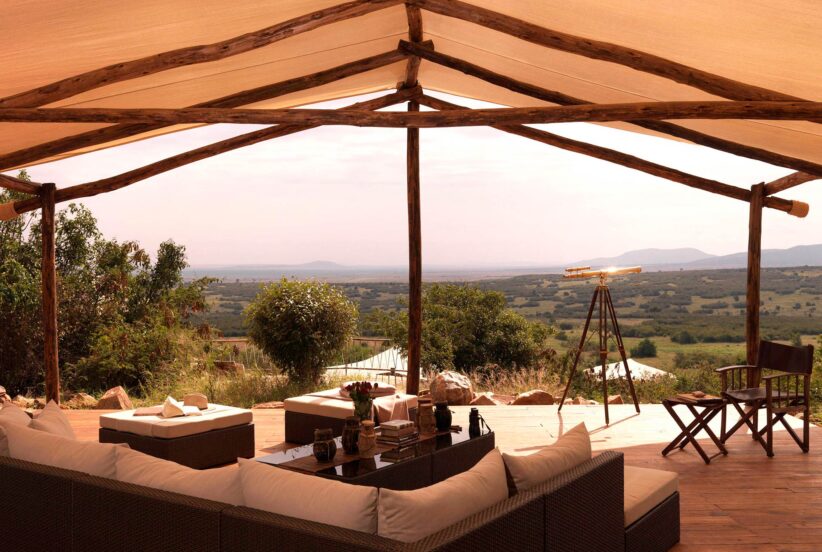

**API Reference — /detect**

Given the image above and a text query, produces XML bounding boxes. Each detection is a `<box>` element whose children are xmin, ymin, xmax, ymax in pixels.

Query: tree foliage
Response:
<box><xmin>630</xmin><ymin>338</ymin><xmax>658</xmax><ymax>358</ymax></box>
<box><xmin>244</xmin><ymin>279</ymin><xmax>358</xmax><ymax>384</ymax></box>
<box><xmin>368</xmin><ymin>284</ymin><xmax>552</xmax><ymax>372</ymax></box>
<box><xmin>0</xmin><ymin>176</ymin><xmax>213</xmax><ymax>394</ymax></box>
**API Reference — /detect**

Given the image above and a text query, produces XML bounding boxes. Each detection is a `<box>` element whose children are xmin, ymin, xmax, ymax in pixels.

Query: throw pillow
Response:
<box><xmin>238</xmin><ymin>458</ymin><xmax>378</xmax><ymax>533</ymax></box>
<box><xmin>378</xmin><ymin>448</ymin><xmax>509</xmax><ymax>543</ymax></box>
<box><xmin>115</xmin><ymin>446</ymin><xmax>243</xmax><ymax>505</ymax></box>
<box><xmin>0</xmin><ymin>403</ymin><xmax>33</xmax><ymax>456</ymax></box>
<box><xmin>502</xmin><ymin>422</ymin><xmax>591</xmax><ymax>492</ymax></box>
<box><xmin>5</xmin><ymin>422</ymin><xmax>119</xmax><ymax>478</ymax></box>
<box><xmin>30</xmin><ymin>400</ymin><xmax>76</xmax><ymax>439</ymax></box>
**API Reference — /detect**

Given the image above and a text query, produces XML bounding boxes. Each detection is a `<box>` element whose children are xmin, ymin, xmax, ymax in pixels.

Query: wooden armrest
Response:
<box><xmin>715</xmin><ymin>365</ymin><xmax>756</xmax><ymax>373</ymax></box>
<box><xmin>761</xmin><ymin>371</ymin><xmax>800</xmax><ymax>381</ymax></box>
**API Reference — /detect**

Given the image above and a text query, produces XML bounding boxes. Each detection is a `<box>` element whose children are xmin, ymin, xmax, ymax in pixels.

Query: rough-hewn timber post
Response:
<box><xmin>746</xmin><ymin>183</ymin><xmax>764</xmax><ymax>385</ymax></box>
<box><xmin>40</xmin><ymin>183</ymin><xmax>60</xmax><ymax>403</ymax></box>
<box><xmin>406</xmin><ymin>100</ymin><xmax>422</xmax><ymax>395</ymax></box>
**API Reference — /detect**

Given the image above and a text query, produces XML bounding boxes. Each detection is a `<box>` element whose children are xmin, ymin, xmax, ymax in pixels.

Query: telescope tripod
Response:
<box><xmin>558</xmin><ymin>282</ymin><xmax>640</xmax><ymax>425</ymax></box>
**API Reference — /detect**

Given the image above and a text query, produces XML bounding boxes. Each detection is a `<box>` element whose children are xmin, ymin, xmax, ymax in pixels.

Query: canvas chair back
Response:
<box><xmin>757</xmin><ymin>340</ymin><xmax>814</xmax><ymax>375</ymax></box>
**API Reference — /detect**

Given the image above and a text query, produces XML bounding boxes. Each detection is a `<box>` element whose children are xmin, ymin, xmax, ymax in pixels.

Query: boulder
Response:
<box><xmin>587</xmin><ymin>400</ymin><xmax>599</xmax><ymax>405</ymax></box>
<box><xmin>572</xmin><ymin>395</ymin><xmax>587</xmax><ymax>405</ymax></box>
<box><xmin>0</xmin><ymin>385</ymin><xmax>8</xmax><ymax>403</ymax></box>
<box><xmin>65</xmin><ymin>393</ymin><xmax>97</xmax><ymax>409</ymax></box>
<box><xmin>563</xmin><ymin>398</ymin><xmax>573</xmax><ymax>405</ymax></box>
<box><xmin>95</xmin><ymin>386</ymin><xmax>133</xmax><ymax>410</ymax></box>
<box><xmin>470</xmin><ymin>392</ymin><xmax>501</xmax><ymax>406</ymax></box>
<box><xmin>13</xmin><ymin>395</ymin><xmax>34</xmax><ymax>409</ymax></box>
<box><xmin>607</xmin><ymin>394</ymin><xmax>624</xmax><ymax>405</ymax></box>
<box><xmin>512</xmin><ymin>390</ymin><xmax>555</xmax><ymax>406</ymax></box>
<box><xmin>214</xmin><ymin>360</ymin><xmax>245</xmax><ymax>375</ymax></box>
<box><xmin>429</xmin><ymin>371</ymin><xmax>474</xmax><ymax>406</ymax></box>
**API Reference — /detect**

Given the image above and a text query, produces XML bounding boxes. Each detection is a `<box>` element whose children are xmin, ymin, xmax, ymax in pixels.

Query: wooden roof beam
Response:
<box><xmin>417</xmin><ymin>94</ymin><xmax>808</xmax><ymax>218</ymax></box>
<box><xmin>409</xmin><ymin>0</ymin><xmax>810</xmax><ymax>105</ymax></box>
<box><xmin>400</xmin><ymin>5</ymin><xmax>424</xmax><ymax>88</ymax></box>
<box><xmin>399</xmin><ymin>41</ymin><xmax>822</xmax><ymax>177</ymax></box>
<box><xmin>0</xmin><ymin>173</ymin><xmax>41</xmax><ymax>194</ymax></box>
<box><xmin>0</xmin><ymin>45</ymin><xmax>421</xmax><ymax>171</ymax></box>
<box><xmin>0</xmin><ymin>87</ymin><xmax>420</xmax><ymax>221</ymax></box>
<box><xmin>0</xmin><ymin>0</ymin><xmax>404</xmax><ymax>109</ymax></box>
<box><xmin>763</xmin><ymin>172</ymin><xmax>818</xmax><ymax>196</ymax></box>
<box><xmin>0</xmin><ymin>101</ymin><xmax>819</xmax><ymax>126</ymax></box>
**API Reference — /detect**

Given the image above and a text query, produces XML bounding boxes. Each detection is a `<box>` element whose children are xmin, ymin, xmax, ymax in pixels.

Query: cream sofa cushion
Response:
<box><xmin>238</xmin><ymin>457</ymin><xmax>378</xmax><ymax>533</ymax></box>
<box><xmin>115</xmin><ymin>446</ymin><xmax>243</xmax><ymax>505</ymax></box>
<box><xmin>99</xmin><ymin>404</ymin><xmax>251</xmax><ymax>439</ymax></box>
<box><xmin>0</xmin><ymin>404</ymin><xmax>32</xmax><ymax>456</ymax></box>
<box><xmin>502</xmin><ymin>422</ymin><xmax>591</xmax><ymax>492</ymax></box>
<box><xmin>378</xmin><ymin>448</ymin><xmax>509</xmax><ymax>543</ymax></box>
<box><xmin>5</xmin><ymin>422</ymin><xmax>119</xmax><ymax>478</ymax></box>
<box><xmin>624</xmin><ymin>465</ymin><xmax>679</xmax><ymax>527</ymax></box>
<box><xmin>30</xmin><ymin>400</ymin><xmax>76</xmax><ymax>439</ymax></box>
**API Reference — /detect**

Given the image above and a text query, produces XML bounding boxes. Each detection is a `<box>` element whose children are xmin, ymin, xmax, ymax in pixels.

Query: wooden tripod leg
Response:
<box><xmin>558</xmin><ymin>287</ymin><xmax>600</xmax><ymax>410</ymax></box>
<box><xmin>604</xmin><ymin>288</ymin><xmax>640</xmax><ymax>412</ymax></box>
<box><xmin>600</xmin><ymin>285</ymin><xmax>609</xmax><ymax>425</ymax></box>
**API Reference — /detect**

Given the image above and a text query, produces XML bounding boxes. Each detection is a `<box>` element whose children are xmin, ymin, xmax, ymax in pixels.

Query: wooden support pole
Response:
<box><xmin>746</xmin><ymin>183</ymin><xmax>764</xmax><ymax>376</ymax></box>
<box><xmin>40</xmin><ymin>183</ymin><xmax>60</xmax><ymax>404</ymax></box>
<box><xmin>399</xmin><ymin>41</ymin><xmax>822</xmax><ymax>177</ymax></box>
<box><xmin>406</xmin><ymin>99</ymin><xmax>422</xmax><ymax>395</ymax></box>
<box><xmin>1</xmin><ymin>101</ymin><xmax>819</xmax><ymax>127</ymax></box>
<box><xmin>763</xmin><ymin>172</ymin><xmax>818</xmax><ymax>196</ymax></box>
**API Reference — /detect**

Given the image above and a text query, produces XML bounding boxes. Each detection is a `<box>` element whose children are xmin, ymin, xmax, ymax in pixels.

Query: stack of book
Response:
<box><xmin>377</xmin><ymin>419</ymin><xmax>419</xmax><ymax>447</ymax></box>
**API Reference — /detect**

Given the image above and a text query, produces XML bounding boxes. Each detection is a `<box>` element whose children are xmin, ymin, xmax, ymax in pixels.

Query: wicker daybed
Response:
<box><xmin>0</xmin><ymin>450</ymin><xmax>678</xmax><ymax>552</ymax></box>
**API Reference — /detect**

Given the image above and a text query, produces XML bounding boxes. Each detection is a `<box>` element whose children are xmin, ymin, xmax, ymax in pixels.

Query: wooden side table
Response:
<box><xmin>662</xmin><ymin>394</ymin><xmax>728</xmax><ymax>464</ymax></box>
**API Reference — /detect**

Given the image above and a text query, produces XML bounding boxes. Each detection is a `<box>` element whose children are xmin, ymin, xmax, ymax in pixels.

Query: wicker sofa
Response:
<box><xmin>0</xmin><ymin>450</ymin><xmax>678</xmax><ymax>552</ymax></box>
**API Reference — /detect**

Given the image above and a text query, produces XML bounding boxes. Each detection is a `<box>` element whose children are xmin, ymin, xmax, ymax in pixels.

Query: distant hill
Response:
<box><xmin>575</xmin><ymin>248</ymin><xmax>715</xmax><ymax>268</ymax></box>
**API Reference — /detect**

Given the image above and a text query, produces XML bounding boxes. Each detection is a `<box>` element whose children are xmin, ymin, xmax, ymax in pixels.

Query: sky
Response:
<box><xmin>12</xmin><ymin>91</ymin><xmax>821</xmax><ymax>268</ymax></box>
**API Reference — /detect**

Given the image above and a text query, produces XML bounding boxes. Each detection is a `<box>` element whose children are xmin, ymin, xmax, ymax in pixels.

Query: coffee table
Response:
<box><xmin>257</xmin><ymin>427</ymin><xmax>494</xmax><ymax>490</ymax></box>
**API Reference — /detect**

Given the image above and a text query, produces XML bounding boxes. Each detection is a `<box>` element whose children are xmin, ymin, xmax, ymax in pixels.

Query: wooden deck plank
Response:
<box><xmin>64</xmin><ymin>404</ymin><xmax>821</xmax><ymax>550</ymax></box>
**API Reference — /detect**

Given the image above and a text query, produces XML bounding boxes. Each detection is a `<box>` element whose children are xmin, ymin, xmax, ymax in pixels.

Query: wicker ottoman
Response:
<box><xmin>99</xmin><ymin>404</ymin><xmax>254</xmax><ymax>469</ymax></box>
<box><xmin>284</xmin><ymin>390</ymin><xmax>418</xmax><ymax>444</ymax></box>
<box><xmin>624</xmin><ymin>465</ymin><xmax>680</xmax><ymax>552</ymax></box>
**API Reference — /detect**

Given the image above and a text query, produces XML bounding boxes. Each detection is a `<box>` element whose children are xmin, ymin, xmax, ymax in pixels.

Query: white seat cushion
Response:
<box><xmin>624</xmin><ymin>466</ymin><xmax>679</xmax><ymax>527</ymax></box>
<box><xmin>502</xmin><ymin>422</ymin><xmax>591</xmax><ymax>492</ymax></box>
<box><xmin>30</xmin><ymin>400</ymin><xmax>76</xmax><ymax>439</ymax></box>
<box><xmin>115</xmin><ymin>446</ymin><xmax>243</xmax><ymax>505</ymax></box>
<box><xmin>0</xmin><ymin>403</ymin><xmax>32</xmax><ymax>456</ymax></box>
<box><xmin>238</xmin><ymin>458</ymin><xmax>379</xmax><ymax>533</ymax></box>
<box><xmin>378</xmin><ymin>448</ymin><xmax>509</xmax><ymax>543</ymax></box>
<box><xmin>100</xmin><ymin>404</ymin><xmax>252</xmax><ymax>439</ymax></box>
<box><xmin>4</xmin><ymin>422</ymin><xmax>120</xmax><ymax>478</ymax></box>
<box><xmin>284</xmin><ymin>390</ymin><xmax>417</xmax><ymax>420</ymax></box>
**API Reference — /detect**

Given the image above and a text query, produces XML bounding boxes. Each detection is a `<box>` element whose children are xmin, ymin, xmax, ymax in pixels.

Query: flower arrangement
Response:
<box><xmin>346</xmin><ymin>381</ymin><xmax>377</xmax><ymax>421</ymax></box>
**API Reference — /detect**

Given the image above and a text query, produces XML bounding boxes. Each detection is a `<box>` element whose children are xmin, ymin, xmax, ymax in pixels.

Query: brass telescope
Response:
<box><xmin>564</xmin><ymin>265</ymin><xmax>642</xmax><ymax>282</ymax></box>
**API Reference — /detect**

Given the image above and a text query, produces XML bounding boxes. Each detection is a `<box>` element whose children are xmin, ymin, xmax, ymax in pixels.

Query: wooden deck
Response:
<box><xmin>66</xmin><ymin>405</ymin><xmax>821</xmax><ymax>551</ymax></box>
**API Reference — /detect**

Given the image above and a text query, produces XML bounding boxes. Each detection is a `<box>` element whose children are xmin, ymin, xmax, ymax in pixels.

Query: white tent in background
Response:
<box><xmin>325</xmin><ymin>347</ymin><xmax>408</xmax><ymax>380</ymax></box>
<box><xmin>586</xmin><ymin>359</ymin><xmax>674</xmax><ymax>381</ymax></box>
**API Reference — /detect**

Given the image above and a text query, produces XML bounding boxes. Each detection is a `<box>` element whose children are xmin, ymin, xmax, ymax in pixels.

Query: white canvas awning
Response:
<box><xmin>586</xmin><ymin>358</ymin><xmax>674</xmax><ymax>381</ymax></box>
<box><xmin>1</xmin><ymin>0</ymin><xmax>820</xmax><ymax>168</ymax></box>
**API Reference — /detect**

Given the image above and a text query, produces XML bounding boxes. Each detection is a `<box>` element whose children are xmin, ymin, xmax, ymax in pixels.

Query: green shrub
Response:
<box><xmin>630</xmin><ymin>338</ymin><xmax>657</xmax><ymax>358</ymax></box>
<box><xmin>245</xmin><ymin>279</ymin><xmax>358</xmax><ymax>384</ymax></box>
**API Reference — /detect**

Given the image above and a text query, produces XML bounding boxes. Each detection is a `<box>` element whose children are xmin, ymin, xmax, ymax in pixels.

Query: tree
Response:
<box><xmin>630</xmin><ymin>338</ymin><xmax>658</xmax><ymax>358</ymax></box>
<box><xmin>245</xmin><ymin>279</ymin><xmax>358</xmax><ymax>384</ymax></box>
<box><xmin>373</xmin><ymin>284</ymin><xmax>551</xmax><ymax>372</ymax></box>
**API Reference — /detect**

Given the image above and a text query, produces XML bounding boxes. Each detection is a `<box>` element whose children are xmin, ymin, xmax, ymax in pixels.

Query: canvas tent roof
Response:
<box><xmin>586</xmin><ymin>359</ymin><xmax>674</xmax><ymax>381</ymax></box>
<box><xmin>1</xmin><ymin>0</ymin><xmax>821</xmax><ymax>168</ymax></box>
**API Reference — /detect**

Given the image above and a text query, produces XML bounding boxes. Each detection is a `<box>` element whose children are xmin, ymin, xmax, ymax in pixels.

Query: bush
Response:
<box><xmin>671</xmin><ymin>330</ymin><xmax>697</xmax><ymax>344</ymax></box>
<box><xmin>630</xmin><ymin>338</ymin><xmax>657</xmax><ymax>358</ymax></box>
<box><xmin>245</xmin><ymin>279</ymin><xmax>358</xmax><ymax>384</ymax></box>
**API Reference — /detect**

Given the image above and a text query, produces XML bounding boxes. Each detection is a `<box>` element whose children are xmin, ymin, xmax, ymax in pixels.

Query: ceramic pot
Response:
<box><xmin>341</xmin><ymin>416</ymin><xmax>360</xmax><ymax>455</ymax></box>
<box><xmin>312</xmin><ymin>428</ymin><xmax>337</xmax><ymax>462</ymax></box>
<box><xmin>418</xmin><ymin>402</ymin><xmax>437</xmax><ymax>434</ymax></box>
<box><xmin>434</xmin><ymin>402</ymin><xmax>452</xmax><ymax>432</ymax></box>
<box><xmin>357</xmin><ymin>420</ymin><xmax>377</xmax><ymax>458</ymax></box>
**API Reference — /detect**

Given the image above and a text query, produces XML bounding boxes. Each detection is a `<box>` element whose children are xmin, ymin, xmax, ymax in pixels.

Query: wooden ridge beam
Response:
<box><xmin>401</xmin><ymin>5</ymin><xmax>424</xmax><ymax>88</ymax></box>
<box><xmin>0</xmin><ymin>0</ymin><xmax>404</xmax><ymax>109</ymax></box>
<box><xmin>1</xmin><ymin>88</ymin><xmax>420</xmax><ymax>219</ymax></box>
<box><xmin>0</xmin><ymin>173</ymin><xmax>41</xmax><ymax>194</ymax></box>
<box><xmin>399</xmin><ymin>41</ymin><xmax>822</xmax><ymax>177</ymax></box>
<box><xmin>418</xmin><ymin>94</ymin><xmax>807</xmax><ymax>217</ymax></box>
<box><xmin>0</xmin><ymin>46</ymin><xmax>420</xmax><ymax>171</ymax></box>
<box><xmin>0</xmin><ymin>101</ymin><xmax>819</xmax><ymax>127</ymax></box>
<box><xmin>409</xmin><ymin>0</ymin><xmax>807</xmax><ymax>104</ymax></box>
<box><xmin>763</xmin><ymin>172</ymin><xmax>818</xmax><ymax>196</ymax></box>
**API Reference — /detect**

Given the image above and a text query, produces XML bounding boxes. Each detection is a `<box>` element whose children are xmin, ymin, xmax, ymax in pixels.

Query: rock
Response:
<box><xmin>65</xmin><ymin>393</ymin><xmax>97</xmax><ymax>409</ymax></box>
<box><xmin>572</xmin><ymin>395</ymin><xmax>587</xmax><ymax>405</ymax></box>
<box><xmin>95</xmin><ymin>386</ymin><xmax>133</xmax><ymax>410</ymax></box>
<box><xmin>470</xmin><ymin>392</ymin><xmax>501</xmax><ymax>406</ymax></box>
<box><xmin>253</xmin><ymin>401</ymin><xmax>285</xmax><ymax>409</ymax></box>
<box><xmin>214</xmin><ymin>360</ymin><xmax>245</xmax><ymax>375</ymax></box>
<box><xmin>183</xmin><ymin>393</ymin><xmax>208</xmax><ymax>410</ymax></box>
<box><xmin>607</xmin><ymin>394</ymin><xmax>624</xmax><ymax>405</ymax></box>
<box><xmin>587</xmin><ymin>400</ymin><xmax>599</xmax><ymax>405</ymax></box>
<box><xmin>429</xmin><ymin>371</ymin><xmax>474</xmax><ymax>406</ymax></box>
<box><xmin>563</xmin><ymin>398</ymin><xmax>573</xmax><ymax>405</ymax></box>
<box><xmin>512</xmin><ymin>390</ymin><xmax>555</xmax><ymax>406</ymax></box>
<box><xmin>13</xmin><ymin>395</ymin><xmax>35</xmax><ymax>409</ymax></box>
<box><xmin>0</xmin><ymin>385</ymin><xmax>8</xmax><ymax>403</ymax></box>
